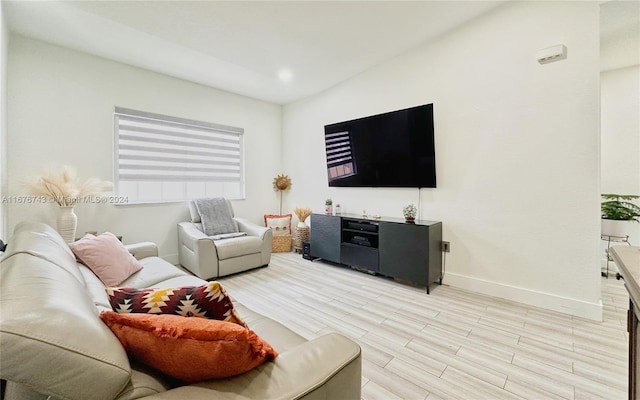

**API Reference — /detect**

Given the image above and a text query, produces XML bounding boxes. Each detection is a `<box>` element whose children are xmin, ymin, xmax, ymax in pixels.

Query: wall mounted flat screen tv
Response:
<box><xmin>324</xmin><ymin>103</ymin><xmax>436</xmax><ymax>188</ymax></box>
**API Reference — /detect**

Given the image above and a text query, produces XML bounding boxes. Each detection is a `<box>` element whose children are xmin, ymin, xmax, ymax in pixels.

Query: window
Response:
<box><xmin>114</xmin><ymin>107</ymin><xmax>244</xmax><ymax>204</ymax></box>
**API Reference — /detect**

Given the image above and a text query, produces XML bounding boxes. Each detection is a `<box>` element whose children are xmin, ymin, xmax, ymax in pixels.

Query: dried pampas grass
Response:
<box><xmin>294</xmin><ymin>207</ymin><xmax>312</xmax><ymax>223</ymax></box>
<box><xmin>25</xmin><ymin>166</ymin><xmax>112</xmax><ymax>206</ymax></box>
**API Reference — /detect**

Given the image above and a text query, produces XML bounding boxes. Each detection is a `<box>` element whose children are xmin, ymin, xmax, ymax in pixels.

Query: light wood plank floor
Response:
<box><xmin>218</xmin><ymin>253</ymin><xmax>629</xmax><ymax>400</ymax></box>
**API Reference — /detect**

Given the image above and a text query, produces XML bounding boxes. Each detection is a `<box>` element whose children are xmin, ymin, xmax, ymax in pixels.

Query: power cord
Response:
<box><xmin>441</xmin><ymin>247</ymin><xmax>446</xmax><ymax>284</ymax></box>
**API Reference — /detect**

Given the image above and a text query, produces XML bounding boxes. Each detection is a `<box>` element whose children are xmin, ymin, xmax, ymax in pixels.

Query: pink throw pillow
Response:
<box><xmin>69</xmin><ymin>232</ymin><xmax>143</xmax><ymax>286</ymax></box>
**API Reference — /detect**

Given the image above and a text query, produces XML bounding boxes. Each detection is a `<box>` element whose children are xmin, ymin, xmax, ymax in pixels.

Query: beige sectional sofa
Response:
<box><xmin>0</xmin><ymin>222</ymin><xmax>361</xmax><ymax>400</ymax></box>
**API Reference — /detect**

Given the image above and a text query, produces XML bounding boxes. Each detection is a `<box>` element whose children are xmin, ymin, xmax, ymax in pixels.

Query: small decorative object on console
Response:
<box><xmin>325</xmin><ymin>198</ymin><xmax>333</xmax><ymax>215</ymax></box>
<box><xmin>403</xmin><ymin>204</ymin><xmax>417</xmax><ymax>223</ymax></box>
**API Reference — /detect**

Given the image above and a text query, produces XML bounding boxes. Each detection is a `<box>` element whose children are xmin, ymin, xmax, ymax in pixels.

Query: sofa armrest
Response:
<box><xmin>235</xmin><ymin>217</ymin><xmax>270</xmax><ymax>240</ymax></box>
<box><xmin>264</xmin><ymin>333</ymin><xmax>362</xmax><ymax>400</ymax></box>
<box><xmin>178</xmin><ymin>221</ymin><xmax>208</xmax><ymax>241</ymax></box>
<box><xmin>177</xmin><ymin>222</ymin><xmax>220</xmax><ymax>280</ymax></box>
<box><xmin>141</xmin><ymin>333</ymin><xmax>361</xmax><ymax>400</ymax></box>
<box><xmin>125</xmin><ymin>242</ymin><xmax>158</xmax><ymax>260</ymax></box>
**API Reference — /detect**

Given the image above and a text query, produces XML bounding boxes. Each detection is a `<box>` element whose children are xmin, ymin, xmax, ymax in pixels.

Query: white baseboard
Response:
<box><xmin>443</xmin><ymin>272</ymin><xmax>603</xmax><ymax>321</ymax></box>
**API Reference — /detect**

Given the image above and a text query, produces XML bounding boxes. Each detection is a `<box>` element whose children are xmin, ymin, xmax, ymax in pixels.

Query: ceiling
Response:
<box><xmin>4</xmin><ymin>0</ymin><xmax>505</xmax><ymax>104</ymax></box>
<box><xmin>4</xmin><ymin>1</ymin><xmax>639</xmax><ymax>104</ymax></box>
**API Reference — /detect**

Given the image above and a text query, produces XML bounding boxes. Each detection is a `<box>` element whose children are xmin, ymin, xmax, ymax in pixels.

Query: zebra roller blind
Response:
<box><xmin>114</xmin><ymin>107</ymin><xmax>244</xmax><ymax>203</ymax></box>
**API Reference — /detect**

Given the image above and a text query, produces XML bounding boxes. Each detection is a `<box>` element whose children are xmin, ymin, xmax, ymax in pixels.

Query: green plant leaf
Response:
<box><xmin>601</xmin><ymin>195</ymin><xmax>640</xmax><ymax>221</ymax></box>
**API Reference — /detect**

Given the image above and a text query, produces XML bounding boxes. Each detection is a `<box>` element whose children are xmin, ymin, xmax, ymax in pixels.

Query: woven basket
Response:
<box><xmin>293</xmin><ymin>226</ymin><xmax>310</xmax><ymax>253</ymax></box>
<box><xmin>272</xmin><ymin>235</ymin><xmax>292</xmax><ymax>253</ymax></box>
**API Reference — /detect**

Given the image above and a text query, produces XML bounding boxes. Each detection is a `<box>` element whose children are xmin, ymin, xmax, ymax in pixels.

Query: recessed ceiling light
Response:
<box><xmin>278</xmin><ymin>69</ymin><xmax>293</xmax><ymax>83</ymax></box>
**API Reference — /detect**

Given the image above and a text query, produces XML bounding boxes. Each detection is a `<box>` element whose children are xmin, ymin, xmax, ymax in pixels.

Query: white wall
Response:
<box><xmin>0</xmin><ymin>2</ymin><xmax>7</xmax><ymax>242</ymax></box>
<box><xmin>7</xmin><ymin>35</ymin><xmax>282</xmax><ymax>262</ymax></box>
<box><xmin>601</xmin><ymin>66</ymin><xmax>640</xmax><ymax>195</ymax></box>
<box><xmin>283</xmin><ymin>1</ymin><xmax>602</xmax><ymax>319</ymax></box>
<box><xmin>601</xmin><ymin>65</ymin><xmax>640</xmax><ymax>245</ymax></box>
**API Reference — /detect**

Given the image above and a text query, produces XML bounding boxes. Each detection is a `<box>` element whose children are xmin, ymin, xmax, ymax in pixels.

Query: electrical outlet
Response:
<box><xmin>442</xmin><ymin>241</ymin><xmax>450</xmax><ymax>253</ymax></box>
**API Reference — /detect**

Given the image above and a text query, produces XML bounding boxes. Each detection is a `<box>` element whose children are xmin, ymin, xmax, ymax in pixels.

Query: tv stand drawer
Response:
<box><xmin>341</xmin><ymin>243</ymin><xmax>379</xmax><ymax>272</ymax></box>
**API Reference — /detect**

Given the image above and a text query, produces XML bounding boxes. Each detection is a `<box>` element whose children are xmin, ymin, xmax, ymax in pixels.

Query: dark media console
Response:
<box><xmin>309</xmin><ymin>213</ymin><xmax>443</xmax><ymax>294</ymax></box>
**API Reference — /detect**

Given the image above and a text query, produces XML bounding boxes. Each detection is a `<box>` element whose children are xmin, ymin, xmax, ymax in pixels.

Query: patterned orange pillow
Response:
<box><xmin>106</xmin><ymin>281</ymin><xmax>246</xmax><ymax>328</ymax></box>
<box><xmin>100</xmin><ymin>312</ymin><xmax>277</xmax><ymax>383</ymax></box>
<box><xmin>264</xmin><ymin>214</ymin><xmax>292</xmax><ymax>237</ymax></box>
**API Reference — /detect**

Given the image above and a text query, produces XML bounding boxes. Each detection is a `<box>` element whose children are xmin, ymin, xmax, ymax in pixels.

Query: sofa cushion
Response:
<box><xmin>234</xmin><ymin>302</ymin><xmax>307</xmax><ymax>353</ymax></box>
<box><xmin>215</xmin><ymin>236</ymin><xmax>263</xmax><ymax>260</ymax></box>
<box><xmin>210</xmin><ymin>231</ymin><xmax>248</xmax><ymax>240</ymax></box>
<box><xmin>106</xmin><ymin>282</ymin><xmax>246</xmax><ymax>327</ymax></box>
<box><xmin>150</xmin><ymin>275</ymin><xmax>208</xmax><ymax>289</ymax></box>
<box><xmin>115</xmin><ymin>361</ymin><xmax>172</xmax><ymax>400</ymax></box>
<box><xmin>100</xmin><ymin>312</ymin><xmax>278</xmax><ymax>383</ymax></box>
<box><xmin>119</xmin><ymin>256</ymin><xmax>188</xmax><ymax>288</ymax></box>
<box><xmin>80</xmin><ymin>263</ymin><xmax>114</xmax><ymax>312</ymax></box>
<box><xmin>69</xmin><ymin>232</ymin><xmax>143</xmax><ymax>286</ymax></box>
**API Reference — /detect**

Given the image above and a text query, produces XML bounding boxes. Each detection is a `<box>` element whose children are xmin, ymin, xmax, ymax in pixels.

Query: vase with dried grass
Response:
<box><xmin>294</xmin><ymin>207</ymin><xmax>312</xmax><ymax>228</ymax></box>
<box><xmin>26</xmin><ymin>166</ymin><xmax>112</xmax><ymax>243</ymax></box>
<box><xmin>56</xmin><ymin>206</ymin><xmax>78</xmax><ymax>244</ymax></box>
<box><xmin>293</xmin><ymin>207</ymin><xmax>312</xmax><ymax>253</ymax></box>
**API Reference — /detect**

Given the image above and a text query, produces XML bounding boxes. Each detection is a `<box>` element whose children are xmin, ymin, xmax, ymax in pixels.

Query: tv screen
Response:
<box><xmin>324</xmin><ymin>103</ymin><xmax>436</xmax><ymax>188</ymax></box>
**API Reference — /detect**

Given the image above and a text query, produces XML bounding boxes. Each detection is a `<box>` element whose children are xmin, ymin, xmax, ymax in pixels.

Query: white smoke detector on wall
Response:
<box><xmin>536</xmin><ymin>44</ymin><xmax>567</xmax><ymax>64</ymax></box>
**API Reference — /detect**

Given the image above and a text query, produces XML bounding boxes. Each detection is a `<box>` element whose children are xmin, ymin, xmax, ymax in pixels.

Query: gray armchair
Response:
<box><xmin>178</xmin><ymin>200</ymin><xmax>272</xmax><ymax>280</ymax></box>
